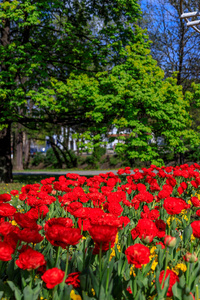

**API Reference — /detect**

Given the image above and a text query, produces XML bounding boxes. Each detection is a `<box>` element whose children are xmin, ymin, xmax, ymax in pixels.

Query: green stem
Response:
<box><xmin>61</xmin><ymin>248</ymin><xmax>69</xmax><ymax>290</ymax></box>
<box><xmin>127</xmin><ymin>231</ymin><xmax>131</xmax><ymax>247</ymax></box>
<box><xmin>186</xmin><ymin>262</ymin><xmax>190</xmax><ymax>286</ymax></box>
<box><xmin>196</xmin><ymin>284</ymin><xmax>199</xmax><ymax>300</ymax></box>
<box><xmin>161</xmin><ymin>250</ymin><xmax>169</xmax><ymax>290</ymax></box>
<box><xmin>52</xmin><ymin>284</ymin><xmax>58</xmax><ymax>300</ymax></box>
<box><xmin>55</xmin><ymin>246</ymin><xmax>61</xmax><ymax>268</ymax></box>
<box><xmin>30</xmin><ymin>269</ymin><xmax>35</xmax><ymax>289</ymax></box>
<box><xmin>105</xmin><ymin>266</ymin><xmax>109</xmax><ymax>295</ymax></box>
<box><xmin>81</xmin><ymin>221</ymin><xmax>83</xmax><ymax>235</ymax></box>
<box><xmin>190</xmin><ymin>241</ymin><xmax>194</xmax><ymax>253</ymax></box>
<box><xmin>0</xmin><ymin>261</ymin><xmax>3</xmax><ymax>277</ymax></box>
<box><xmin>64</xmin><ymin>249</ymin><xmax>69</xmax><ymax>280</ymax></box>
<box><xmin>61</xmin><ymin>206</ymin><xmax>65</xmax><ymax>217</ymax></box>
<box><xmin>83</xmin><ymin>239</ymin><xmax>86</xmax><ymax>270</ymax></box>
<box><xmin>133</xmin><ymin>272</ymin><xmax>137</xmax><ymax>298</ymax></box>
<box><xmin>13</xmin><ymin>240</ymin><xmax>20</xmax><ymax>259</ymax></box>
<box><xmin>99</xmin><ymin>242</ymin><xmax>102</xmax><ymax>281</ymax></box>
<box><xmin>98</xmin><ymin>242</ymin><xmax>103</xmax><ymax>299</ymax></box>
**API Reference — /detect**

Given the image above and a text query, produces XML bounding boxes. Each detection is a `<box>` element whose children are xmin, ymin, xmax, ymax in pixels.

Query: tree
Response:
<box><xmin>38</xmin><ymin>27</ymin><xmax>199</xmax><ymax>166</ymax></box>
<box><xmin>138</xmin><ymin>0</ymin><xmax>200</xmax><ymax>163</ymax></box>
<box><xmin>0</xmin><ymin>0</ymin><xmax>141</xmax><ymax>182</ymax></box>
<box><xmin>139</xmin><ymin>0</ymin><xmax>200</xmax><ymax>91</ymax></box>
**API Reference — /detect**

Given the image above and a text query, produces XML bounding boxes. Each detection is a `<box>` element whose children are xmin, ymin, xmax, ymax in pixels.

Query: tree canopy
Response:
<box><xmin>0</xmin><ymin>0</ymin><xmax>141</xmax><ymax>181</ymax></box>
<box><xmin>0</xmin><ymin>0</ymin><xmax>141</xmax><ymax>127</ymax></box>
<box><xmin>0</xmin><ymin>0</ymin><xmax>199</xmax><ymax>182</ymax></box>
<box><xmin>34</xmin><ymin>27</ymin><xmax>199</xmax><ymax>166</ymax></box>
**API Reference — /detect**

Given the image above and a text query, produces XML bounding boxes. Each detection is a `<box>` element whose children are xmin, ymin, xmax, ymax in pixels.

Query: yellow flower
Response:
<box><xmin>148</xmin><ymin>295</ymin><xmax>157</xmax><ymax>300</ymax></box>
<box><xmin>150</xmin><ymin>246</ymin><xmax>156</xmax><ymax>255</ymax></box>
<box><xmin>130</xmin><ymin>265</ymin><xmax>136</xmax><ymax>277</ymax></box>
<box><xmin>91</xmin><ymin>288</ymin><xmax>95</xmax><ymax>296</ymax></box>
<box><xmin>183</xmin><ymin>215</ymin><xmax>188</xmax><ymax>221</ymax></box>
<box><xmin>109</xmin><ymin>233</ymin><xmax>121</xmax><ymax>260</ymax></box>
<box><xmin>151</xmin><ymin>259</ymin><xmax>158</xmax><ymax>272</ymax></box>
<box><xmin>166</xmin><ymin>216</ymin><xmax>171</xmax><ymax>226</ymax></box>
<box><xmin>70</xmin><ymin>290</ymin><xmax>82</xmax><ymax>300</ymax></box>
<box><xmin>191</xmin><ymin>234</ymin><xmax>195</xmax><ymax>241</ymax></box>
<box><xmin>181</xmin><ymin>209</ymin><xmax>188</xmax><ymax>221</ymax></box>
<box><xmin>173</xmin><ymin>263</ymin><xmax>187</xmax><ymax>275</ymax></box>
<box><xmin>115</xmin><ymin>233</ymin><xmax>119</xmax><ymax>244</ymax></box>
<box><xmin>10</xmin><ymin>220</ymin><xmax>17</xmax><ymax>226</ymax></box>
<box><xmin>167</xmin><ymin>216</ymin><xmax>177</xmax><ymax>226</ymax></box>
<box><xmin>116</xmin><ymin>244</ymin><xmax>121</xmax><ymax>252</ymax></box>
<box><xmin>109</xmin><ymin>248</ymin><xmax>116</xmax><ymax>261</ymax></box>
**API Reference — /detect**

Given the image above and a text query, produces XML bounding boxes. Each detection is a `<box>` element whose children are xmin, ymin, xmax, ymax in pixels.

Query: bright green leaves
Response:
<box><xmin>0</xmin><ymin>0</ymin><xmax>41</xmax><ymax>25</ymax></box>
<box><xmin>49</xmin><ymin>32</ymin><xmax>197</xmax><ymax>165</ymax></box>
<box><xmin>0</xmin><ymin>0</ymin><xmax>143</xmax><ymax>128</ymax></box>
<box><xmin>0</xmin><ymin>0</ymin><xmax>197</xmax><ymax>167</ymax></box>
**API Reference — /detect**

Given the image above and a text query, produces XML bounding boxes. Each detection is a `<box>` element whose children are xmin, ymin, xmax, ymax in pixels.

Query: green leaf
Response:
<box><xmin>89</xmin><ymin>267</ymin><xmax>100</xmax><ymax>298</ymax></box>
<box><xmin>23</xmin><ymin>285</ymin><xmax>42</xmax><ymax>300</ymax></box>
<box><xmin>172</xmin><ymin>282</ymin><xmax>183</xmax><ymax>300</ymax></box>
<box><xmin>183</xmin><ymin>225</ymin><xmax>193</xmax><ymax>245</ymax></box>
<box><xmin>82</xmin><ymin>291</ymin><xmax>96</xmax><ymax>300</ymax></box>
<box><xmin>7</xmin><ymin>281</ymin><xmax>22</xmax><ymax>300</ymax></box>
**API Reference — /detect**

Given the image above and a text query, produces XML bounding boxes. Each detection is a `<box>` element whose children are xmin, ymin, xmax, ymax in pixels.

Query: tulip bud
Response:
<box><xmin>164</xmin><ymin>235</ymin><xmax>176</xmax><ymax>248</ymax></box>
<box><xmin>183</xmin><ymin>252</ymin><xmax>198</xmax><ymax>263</ymax></box>
<box><xmin>142</xmin><ymin>235</ymin><xmax>153</xmax><ymax>244</ymax></box>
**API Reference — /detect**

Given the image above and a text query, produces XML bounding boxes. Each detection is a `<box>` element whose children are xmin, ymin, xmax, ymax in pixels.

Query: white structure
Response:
<box><xmin>180</xmin><ymin>0</ymin><xmax>200</xmax><ymax>33</ymax></box>
<box><xmin>49</xmin><ymin>127</ymin><xmax>158</xmax><ymax>154</ymax></box>
<box><xmin>54</xmin><ymin>127</ymin><xmax>120</xmax><ymax>152</ymax></box>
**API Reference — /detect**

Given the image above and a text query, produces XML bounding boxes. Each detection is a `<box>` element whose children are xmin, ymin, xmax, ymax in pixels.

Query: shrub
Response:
<box><xmin>44</xmin><ymin>148</ymin><xmax>62</xmax><ymax>168</ymax></box>
<box><xmin>109</xmin><ymin>155</ymin><xmax>120</xmax><ymax>166</ymax></box>
<box><xmin>31</xmin><ymin>152</ymin><xmax>44</xmax><ymax>166</ymax></box>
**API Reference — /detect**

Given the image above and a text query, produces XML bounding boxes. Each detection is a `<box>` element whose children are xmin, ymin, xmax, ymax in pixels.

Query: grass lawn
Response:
<box><xmin>0</xmin><ymin>170</ymin><xmax>118</xmax><ymax>194</ymax></box>
<box><xmin>0</xmin><ymin>174</ymin><xmax>61</xmax><ymax>194</ymax></box>
<box><xmin>0</xmin><ymin>172</ymin><xmax>96</xmax><ymax>194</ymax></box>
<box><xmin>13</xmin><ymin>167</ymin><xmax>120</xmax><ymax>172</ymax></box>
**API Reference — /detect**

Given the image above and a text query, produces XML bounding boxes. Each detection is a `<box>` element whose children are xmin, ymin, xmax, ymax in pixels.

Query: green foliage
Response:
<box><xmin>109</xmin><ymin>155</ymin><xmax>120</xmax><ymax>167</ymax></box>
<box><xmin>93</xmin><ymin>146</ymin><xmax>106</xmax><ymax>160</ymax></box>
<box><xmin>83</xmin><ymin>147</ymin><xmax>107</xmax><ymax>169</ymax></box>
<box><xmin>43</xmin><ymin>148</ymin><xmax>77</xmax><ymax>169</ymax></box>
<box><xmin>184</xmin><ymin>146</ymin><xmax>200</xmax><ymax>163</ymax></box>
<box><xmin>43</xmin><ymin>148</ymin><xmax>60</xmax><ymax>169</ymax></box>
<box><xmin>0</xmin><ymin>0</ymin><xmax>142</xmax><ymax>127</ymax></box>
<box><xmin>31</xmin><ymin>152</ymin><xmax>44</xmax><ymax>167</ymax></box>
<box><xmin>1</xmin><ymin>0</ymin><xmax>199</xmax><ymax>170</ymax></box>
<box><xmin>51</xmin><ymin>29</ymin><xmax>198</xmax><ymax>165</ymax></box>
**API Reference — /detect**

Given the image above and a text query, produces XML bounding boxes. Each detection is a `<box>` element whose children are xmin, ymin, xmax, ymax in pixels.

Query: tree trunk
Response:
<box><xmin>0</xmin><ymin>10</ymin><xmax>12</xmax><ymax>182</ymax></box>
<box><xmin>65</xmin><ymin>126</ymin><xmax>70</xmax><ymax>149</ymax></box>
<box><xmin>24</xmin><ymin>133</ymin><xmax>31</xmax><ymax>169</ymax></box>
<box><xmin>49</xmin><ymin>137</ymin><xmax>63</xmax><ymax>168</ymax></box>
<box><xmin>13</xmin><ymin>124</ymin><xmax>23</xmax><ymax>170</ymax></box>
<box><xmin>174</xmin><ymin>148</ymin><xmax>178</xmax><ymax>165</ymax></box>
<box><xmin>76</xmin><ymin>139</ymin><xmax>80</xmax><ymax>156</ymax></box>
<box><xmin>0</xmin><ymin>124</ymin><xmax>13</xmax><ymax>183</ymax></box>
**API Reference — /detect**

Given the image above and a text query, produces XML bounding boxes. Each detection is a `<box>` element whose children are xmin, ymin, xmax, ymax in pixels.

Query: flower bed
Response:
<box><xmin>1</xmin><ymin>164</ymin><xmax>200</xmax><ymax>299</ymax></box>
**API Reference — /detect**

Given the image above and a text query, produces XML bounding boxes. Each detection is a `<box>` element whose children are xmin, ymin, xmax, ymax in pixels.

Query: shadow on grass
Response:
<box><xmin>13</xmin><ymin>175</ymin><xmax>62</xmax><ymax>184</ymax></box>
<box><xmin>13</xmin><ymin>174</ymin><xmax>91</xmax><ymax>184</ymax></box>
